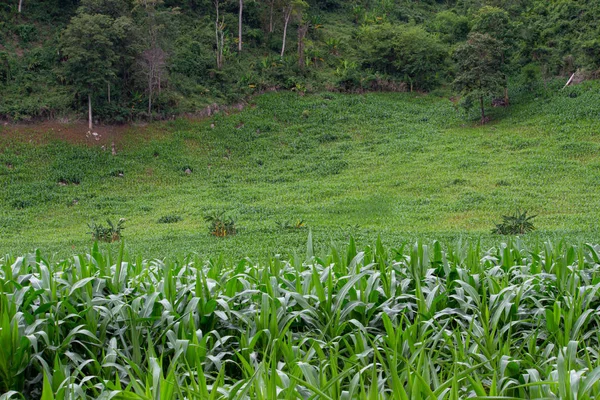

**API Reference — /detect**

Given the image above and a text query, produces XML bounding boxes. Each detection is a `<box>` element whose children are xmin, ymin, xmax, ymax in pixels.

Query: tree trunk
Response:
<box><xmin>88</xmin><ymin>93</ymin><xmax>93</xmax><ymax>131</ymax></box>
<box><xmin>18</xmin><ymin>0</ymin><xmax>23</xmax><ymax>13</ymax></box>
<box><xmin>108</xmin><ymin>82</ymin><xmax>111</xmax><ymax>104</ymax></box>
<box><xmin>281</xmin><ymin>6</ymin><xmax>291</xmax><ymax>57</ymax></box>
<box><xmin>238</xmin><ymin>0</ymin><xmax>243</xmax><ymax>52</ymax></box>
<box><xmin>269</xmin><ymin>1</ymin><xmax>274</xmax><ymax>33</ymax></box>
<box><xmin>479</xmin><ymin>95</ymin><xmax>486</xmax><ymax>125</ymax></box>
<box><xmin>148</xmin><ymin>74</ymin><xmax>153</xmax><ymax>118</ymax></box>
<box><xmin>298</xmin><ymin>23</ymin><xmax>308</xmax><ymax>69</ymax></box>
<box><xmin>215</xmin><ymin>0</ymin><xmax>224</xmax><ymax>69</ymax></box>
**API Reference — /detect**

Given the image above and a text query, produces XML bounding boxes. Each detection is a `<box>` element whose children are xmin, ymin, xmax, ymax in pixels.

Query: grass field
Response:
<box><xmin>1</xmin><ymin>82</ymin><xmax>600</xmax><ymax>259</ymax></box>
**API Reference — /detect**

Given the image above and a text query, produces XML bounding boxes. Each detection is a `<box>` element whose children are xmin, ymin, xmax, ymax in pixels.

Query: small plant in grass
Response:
<box><xmin>157</xmin><ymin>214</ymin><xmax>182</xmax><ymax>224</ymax></box>
<box><xmin>88</xmin><ymin>218</ymin><xmax>125</xmax><ymax>242</ymax></box>
<box><xmin>492</xmin><ymin>208</ymin><xmax>536</xmax><ymax>235</ymax></box>
<box><xmin>204</xmin><ymin>212</ymin><xmax>236</xmax><ymax>237</ymax></box>
<box><xmin>276</xmin><ymin>219</ymin><xmax>306</xmax><ymax>230</ymax></box>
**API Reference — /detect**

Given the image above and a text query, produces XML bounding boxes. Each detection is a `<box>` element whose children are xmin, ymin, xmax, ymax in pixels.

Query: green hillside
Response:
<box><xmin>2</xmin><ymin>85</ymin><xmax>600</xmax><ymax>258</ymax></box>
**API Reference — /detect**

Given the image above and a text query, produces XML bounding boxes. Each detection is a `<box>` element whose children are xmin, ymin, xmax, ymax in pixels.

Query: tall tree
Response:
<box><xmin>61</xmin><ymin>14</ymin><xmax>122</xmax><ymax>130</ymax></box>
<box><xmin>265</xmin><ymin>0</ymin><xmax>276</xmax><ymax>33</ymax></box>
<box><xmin>471</xmin><ymin>6</ymin><xmax>512</xmax><ymax>105</ymax></box>
<box><xmin>297</xmin><ymin>20</ymin><xmax>308</xmax><ymax>68</ymax></box>
<box><xmin>453</xmin><ymin>32</ymin><xmax>505</xmax><ymax>125</ymax></box>
<box><xmin>136</xmin><ymin>0</ymin><xmax>169</xmax><ymax>117</ymax></box>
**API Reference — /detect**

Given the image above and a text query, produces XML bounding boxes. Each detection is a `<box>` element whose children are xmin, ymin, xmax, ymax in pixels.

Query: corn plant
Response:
<box><xmin>1</xmin><ymin>237</ymin><xmax>600</xmax><ymax>399</ymax></box>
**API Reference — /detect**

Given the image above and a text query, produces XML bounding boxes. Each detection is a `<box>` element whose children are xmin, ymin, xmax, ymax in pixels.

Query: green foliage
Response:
<box><xmin>276</xmin><ymin>218</ymin><xmax>306</xmax><ymax>230</ymax></box>
<box><xmin>60</xmin><ymin>14</ymin><xmax>123</xmax><ymax>95</ymax></box>
<box><xmin>157</xmin><ymin>214</ymin><xmax>183</xmax><ymax>224</ymax></box>
<box><xmin>453</xmin><ymin>32</ymin><xmax>506</xmax><ymax>123</ymax></box>
<box><xmin>358</xmin><ymin>24</ymin><xmax>447</xmax><ymax>90</ymax></box>
<box><xmin>427</xmin><ymin>10</ymin><xmax>470</xmax><ymax>44</ymax></box>
<box><xmin>3</xmin><ymin>239</ymin><xmax>600</xmax><ymax>397</ymax></box>
<box><xmin>204</xmin><ymin>212</ymin><xmax>237</xmax><ymax>237</ymax></box>
<box><xmin>87</xmin><ymin>218</ymin><xmax>126</xmax><ymax>242</ymax></box>
<box><xmin>0</xmin><ymin>0</ymin><xmax>599</xmax><ymax>122</ymax></box>
<box><xmin>493</xmin><ymin>209</ymin><xmax>537</xmax><ymax>235</ymax></box>
<box><xmin>2</xmin><ymin>90</ymin><xmax>600</xmax><ymax>258</ymax></box>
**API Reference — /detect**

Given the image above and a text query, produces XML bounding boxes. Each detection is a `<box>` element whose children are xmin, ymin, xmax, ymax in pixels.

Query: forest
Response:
<box><xmin>1</xmin><ymin>0</ymin><xmax>600</xmax><ymax>124</ymax></box>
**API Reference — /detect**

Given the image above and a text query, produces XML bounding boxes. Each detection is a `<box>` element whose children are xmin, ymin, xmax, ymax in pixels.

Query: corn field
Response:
<box><xmin>2</xmin><ymin>237</ymin><xmax>600</xmax><ymax>399</ymax></box>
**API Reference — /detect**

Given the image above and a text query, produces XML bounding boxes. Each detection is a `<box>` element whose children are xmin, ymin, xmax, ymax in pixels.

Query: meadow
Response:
<box><xmin>1</xmin><ymin>81</ymin><xmax>600</xmax><ymax>259</ymax></box>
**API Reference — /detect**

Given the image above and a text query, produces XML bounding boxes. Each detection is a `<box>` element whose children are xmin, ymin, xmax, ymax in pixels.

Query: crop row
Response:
<box><xmin>1</xmin><ymin>237</ymin><xmax>600</xmax><ymax>399</ymax></box>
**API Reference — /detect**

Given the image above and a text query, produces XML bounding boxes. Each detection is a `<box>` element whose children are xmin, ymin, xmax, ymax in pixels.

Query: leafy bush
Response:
<box><xmin>14</xmin><ymin>24</ymin><xmax>37</xmax><ymax>43</ymax></box>
<box><xmin>88</xmin><ymin>218</ymin><xmax>125</xmax><ymax>242</ymax></box>
<box><xmin>204</xmin><ymin>212</ymin><xmax>236</xmax><ymax>237</ymax></box>
<box><xmin>492</xmin><ymin>209</ymin><xmax>536</xmax><ymax>235</ymax></box>
<box><xmin>157</xmin><ymin>214</ymin><xmax>182</xmax><ymax>224</ymax></box>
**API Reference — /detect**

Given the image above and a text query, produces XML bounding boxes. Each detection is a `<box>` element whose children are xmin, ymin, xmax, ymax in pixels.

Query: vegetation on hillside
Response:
<box><xmin>1</xmin><ymin>88</ymin><xmax>600</xmax><ymax>258</ymax></box>
<box><xmin>1</xmin><ymin>0</ymin><xmax>599</xmax><ymax>123</ymax></box>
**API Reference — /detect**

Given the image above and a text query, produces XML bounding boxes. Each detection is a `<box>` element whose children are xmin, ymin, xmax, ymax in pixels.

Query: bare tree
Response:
<box><xmin>139</xmin><ymin>47</ymin><xmax>167</xmax><ymax>116</ymax></box>
<box><xmin>136</xmin><ymin>0</ymin><xmax>169</xmax><ymax>118</ymax></box>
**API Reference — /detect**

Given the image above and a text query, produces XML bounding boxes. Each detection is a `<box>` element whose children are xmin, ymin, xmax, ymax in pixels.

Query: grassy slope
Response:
<box><xmin>1</xmin><ymin>85</ymin><xmax>600</xmax><ymax>259</ymax></box>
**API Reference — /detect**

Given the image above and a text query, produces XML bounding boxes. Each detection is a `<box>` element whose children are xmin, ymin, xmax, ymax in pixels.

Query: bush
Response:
<box><xmin>204</xmin><ymin>212</ymin><xmax>236</xmax><ymax>237</ymax></box>
<box><xmin>88</xmin><ymin>218</ymin><xmax>125</xmax><ymax>242</ymax></box>
<box><xmin>492</xmin><ymin>209</ymin><xmax>536</xmax><ymax>235</ymax></box>
<box><xmin>158</xmin><ymin>215</ymin><xmax>182</xmax><ymax>224</ymax></box>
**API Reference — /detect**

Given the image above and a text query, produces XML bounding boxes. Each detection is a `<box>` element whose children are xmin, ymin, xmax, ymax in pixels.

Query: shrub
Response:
<box><xmin>492</xmin><ymin>209</ymin><xmax>536</xmax><ymax>235</ymax></box>
<box><xmin>158</xmin><ymin>215</ymin><xmax>182</xmax><ymax>224</ymax></box>
<box><xmin>88</xmin><ymin>218</ymin><xmax>125</xmax><ymax>242</ymax></box>
<box><xmin>204</xmin><ymin>212</ymin><xmax>236</xmax><ymax>237</ymax></box>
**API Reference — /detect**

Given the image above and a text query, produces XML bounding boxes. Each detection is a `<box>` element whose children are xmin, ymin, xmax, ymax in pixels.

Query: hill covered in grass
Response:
<box><xmin>1</xmin><ymin>83</ymin><xmax>600</xmax><ymax>258</ymax></box>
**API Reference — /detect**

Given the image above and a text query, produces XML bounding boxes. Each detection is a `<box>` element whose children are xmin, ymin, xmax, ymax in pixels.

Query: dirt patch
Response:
<box><xmin>0</xmin><ymin>121</ymin><xmax>148</xmax><ymax>147</ymax></box>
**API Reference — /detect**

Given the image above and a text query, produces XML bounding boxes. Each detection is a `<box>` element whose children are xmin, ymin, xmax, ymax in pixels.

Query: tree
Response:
<box><xmin>61</xmin><ymin>14</ymin><xmax>122</xmax><ymax>130</ymax></box>
<box><xmin>358</xmin><ymin>24</ymin><xmax>447</xmax><ymax>90</ymax></box>
<box><xmin>471</xmin><ymin>6</ymin><xmax>512</xmax><ymax>105</ymax></box>
<box><xmin>238</xmin><ymin>0</ymin><xmax>243</xmax><ymax>51</ymax></box>
<box><xmin>280</xmin><ymin>0</ymin><xmax>307</xmax><ymax>57</ymax></box>
<box><xmin>214</xmin><ymin>0</ymin><xmax>225</xmax><ymax>69</ymax></box>
<box><xmin>297</xmin><ymin>20</ymin><xmax>308</xmax><ymax>68</ymax></box>
<box><xmin>453</xmin><ymin>32</ymin><xmax>505</xmax><ymax>125</ymax></box>
<box><xmin>264</xmin><ymin>0</ymin><xmax>277</xmax><ymax>33</ymax></box>
<box><xmin>136</xmin><ymin>0</ymin><xmax>169</xmax><ymax>117</ymax></box>
<box><xmin>78</xmin><ymin>0</ymin><xmax>131</xmax><ymax>19</ymax></box>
